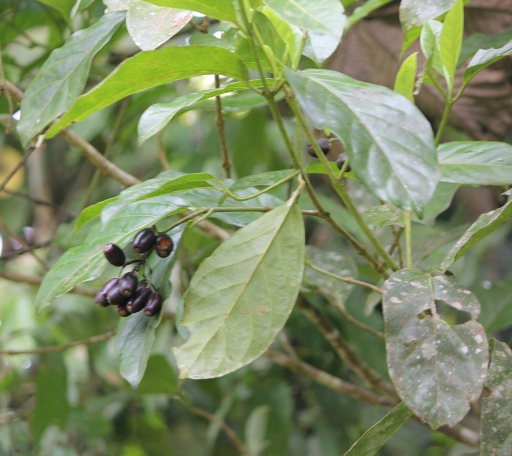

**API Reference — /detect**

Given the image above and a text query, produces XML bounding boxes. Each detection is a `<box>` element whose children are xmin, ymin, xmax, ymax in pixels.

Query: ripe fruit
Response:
<box><xmin>307</xmin><ymin>138</ymin><xmax>331</xmax><ymax>158</ymax></box>
<box><xmin>144</xmin><ymin>292</ymin><xmax>163</xmax><ymax>316</ymax></box>
<box><xmin>126</xmin><ymin>286</ymin><xmax>152</xmax><ymax>314</ymax></box>
<box><xmin>117</xmin><ymin>304</ymin><xmax>131</xmax><ymax>317</ymax></box>
<box><xmin>155</xmin><ymin>233</ymin><xmax>174</xmax><ymax>258</ymax></box>
<box><xmin>119</xmin><ymin>271</ymin><xmax>138</xmax><ymax>297</ymax></box>
<box><xmin>103</xmin><ymin>243</ymin><xmax>126</xmax><ymax>267</ymax></box>
<box><xmin>106</xmin><ymin>279</ymin><xmax>129</xmax><ymax>305</ymax></box>
<box><xmin>133</xmin><ymin>228</ymin><xmax>156</xmax><ymax>253</ymax></box>
<box><xmin>95</xmin><ymin>278</ymin><xmax>118</xmax><ymax>307</ymax></box>
<box><xmin>336</xmin><ymin>152</ymin><xmax>350</xmax><ymax>171</ymax></box>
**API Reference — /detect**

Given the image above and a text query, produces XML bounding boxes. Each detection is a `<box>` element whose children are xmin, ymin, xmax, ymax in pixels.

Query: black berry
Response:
<box><xmin>106</xmin><ymin>279</ymin><xmax>128</xmax><ymax>305</ymax></box>
<box><xmin>103</xmin><ymin>243</ymin><xmax>126</xmax><ymax>267</ymax></box>
<box><xmin>155</xmin><ymin>233</ymin><xmax>174</xmax><ymax>258</ymax></box>
<box><xmin>133</xmin><ymin>228</ymin><xmax>156</xmax><ymax>253</ymax></box>
<box><xmin>117</xmin><ymin>304</ymin><xmax>131</xmax><ymax>317</ymax></box>
<box><xmin>126</xmin><ymin>286</ymin><xmax>152</xmax><ymax>314</ymax></box>
<box><xmin>95</xmin><ymin>278</ymin><xmax>118</xmax><ymax>307</ymax></box>
<box><xmin>336</xmin><ymin>152</ymin><xmax>350</xmax><ymax>171</ymax></box>
<box><xmin>144</xmin><ymin>292</ymin><xmax>163</xmax><ymax>316</ymax></box>
<box><xmin>119</xmin><ymin>271</ymin><xmax>138</xmax><ymax>297</ymax></box>
<box><xmin>307</xmin><ymin>138</ymin><xmax>331</xmax><ymax>158</ymax></box>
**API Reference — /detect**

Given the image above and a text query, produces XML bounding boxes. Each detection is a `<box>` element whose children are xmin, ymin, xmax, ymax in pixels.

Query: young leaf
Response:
<box><xmin>45</xmin><ymin>46</ymin><xmax>248</xmax><ymax>137</ymax></box>
<box><xmin>420</xmin><ymin>20</ymin><xmax>445</xmax><ymax>78</ymax></box>
<box><xmin>441</xmin><ymin>192</ymin><xmax>512</xmax><ymax>270</ymax></box>
<box><xmin>399</xmin><ymin>0</ymin><xmax>456</xmax><ymax>29</ymax></box>
<box><xmin>439</xmin><ymin>0</ymin><xmax>463</xmax><ymax>92</ymax></box>
<box><xmin>438</xmin><ymin>141</ymin><xmax>512</xmax><ymax>185</ymax></box>
<box><xmin>173</xmin><ymin>201</ymin><xmax>305</xmax><ymax>379</ymax></box>
<box><xmin>262</xmin><ymin>0</ymin><xmax>345</xmax><ymax>41</ymax></box>
<box><xmin>481</xmin><ymin>339</ymin><xmax>512</xmax><ymax>455</ymax></box>
<box><xmin>17</xmin><ymin>12</ymin><xmax>125</xmax><ymax>145</ymax></box>
<box><xmin>286</xmin><ymin>68</ymin><xmax>440</xmax><ymax>214</ymax></box>
<box><xmin>141</xmin><ymin>0</ymin><xmax>236</xmax><ymax>23</ymax></box>
<box><xmin>383</xmin><ymin>269</ymin><xmax>488</xmax><ymax>428</ymax></box>
<box><xmin>394</xmin><ymin>52</ymin><xmax>417</xmax><ymax>102</ymax></box>
<box><xmin>464</xmin><ymin>38</ymin><xmax>512</xmax><ymax>84</ymax></box>
<box><xmin>127</xmin><ymin>2</ymin><xmax>192</xmax><ymax>51</ymax></box>
<box><xmin>343</xmin><ymin>402</ymin><xmax>413</xmax><ymax>456</ymax></box>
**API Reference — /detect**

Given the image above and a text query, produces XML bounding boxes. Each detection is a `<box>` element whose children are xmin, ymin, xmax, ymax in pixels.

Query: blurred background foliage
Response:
<box><xmin>1</xmin><ymin>0</ymin><xmax>512</xmax><ymax>455</ymax></box>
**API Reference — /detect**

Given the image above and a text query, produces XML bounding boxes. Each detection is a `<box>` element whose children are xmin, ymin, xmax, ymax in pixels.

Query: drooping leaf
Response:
<box><xmin>173</xmin><ymin>201</ymin><xmax>305</xmax><ymax>379</ymax></box>
<box><xmin>464</xmin><ymin>38</ymin><xmax>512</xmax><ymax>84</ymax></box>
<box><xmin>343</xmin><ymin>402</ymin><xmax>413</xmax><ymax>456</ymax></box>
<box><xmin>17</xmin><ymin>12</ymin><xmax>125</xmax><ymax>145</ymax></box>
<box><xmin>45</xmin><ymin>46</ymin><xmax>248</xmax><ymax>137</ymax></box>
<box><xmin>438</xmin><ymin>141</ymin><xmax>512</xmax><ymax>185</ymax></box>
<box><xmin>399</xmin><ymin>0</ymin><xmax>456</xmax><ymax>29</ymax></box>
<box><xmin>138</xmin><ymin>80</ymin><xmax>262</xmax><ymax>145</ymax></box>
<box><xmin>286</xmin><ymin>68</ymin><xmax>439</xmax><ymax>213</ymax></box>
<box><xmin>439</xmin><ymin>0</ymin><xmax>463</xmax><ymax>92</ymax></box>
<box><xmin>394</xmin><ymin>52</ymin><xmax>417</xmax><ymax>102</ymax></box>
<box><xmin>441</xmin><ymin>191</ymin><xmax>512</xmax><ymax>270</ymax></box>
<box><xmin>262</xmin><ymin>0</ymin><xmax>345</xmax><ymax>41</ymax></box>
<box><xmin>481</xmin><ymin>339</ymin><xmax>512</xmax><ymax>455</ymax></box>
<box><xmin>383</xmin><ymin>269</ymin><xmax>488</xmax><ymax>428</ymax></box>
<box><xmin>141</xmin><ymin>0</ymin><xmax>236</xmax><ymax>22</ymax></box>
<box><xmin>127</xmin><ymin>2</ymin><xmax>192</xmax><ymax>51</ymax></box>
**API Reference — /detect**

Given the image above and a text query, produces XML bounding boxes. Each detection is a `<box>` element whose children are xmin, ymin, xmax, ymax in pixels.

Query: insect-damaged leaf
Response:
<box><xmin>383</xmin><ymin>269</ymin><xmax>488</xmax><ymax>429</ymax></box>
<box><xmin>173</xmin><ymin>201</ymin><xmax>305</xmax><ymax>379</ymax></box>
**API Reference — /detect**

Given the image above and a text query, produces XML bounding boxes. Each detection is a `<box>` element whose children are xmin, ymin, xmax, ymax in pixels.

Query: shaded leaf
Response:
<box><xmin>45</xmin><ymin>46</ymin><xmax>248</xmax><ymax>137</ymax></box>
<box><xmin>441</xmin><ymin>192</ymin><xmax>512</xmax><ymax>270</ymax></box>
<box><xmin>464</xmin><ymin>38</ymin><xmax>512</xmax><ymax>84</ymax></box>
<box><xmin>305</xmin><ymin>161</ymin><xmax>341</xmax><ymax>174</ymax></box>
<box><xmin>127</xmin><ymin>2</ymin><xmax>192</xmax><ymax>51</ymax></box>
<box><xmin>481</xmin><ymin>339</ymin><xmax>512</xmax><ymax>455</ymax></box>
<box><xmin>245</xmin><ymin>405</ymin><xmax>270</xmax><ymax>456</ymax></box>
<box><xmin>137</xmin><ymin>355</ymin><xmax>180</xmax><ymax>395</ymax></box>
<box><xmin>286</xmin><ymin>68</ymin><xmax>439</xmax><ymax>213</ymax></box>
<box><xmin>394</xmin><ymin>52</ymin><xmax>417</xmax><ymax>102</ymax></box>
<box><xmin>383</xmin><ymin>269</ymin><xmax>488</xmax><ymax>428</ymax></box>
<box><xmin>230</xmin><ymin>169</ymin><xmax>298</xmax><ymax>191</ymax></box>
<box><xmin>142</xmin><ymin>0</ymin><xmax>236</xmax><ymax>23</ymax></box>
<box><xmin>344</xmin><ymin>402</ymin><xmax>413</xmax><ymax>456</ymax></box>
<box><xmin>173</xmin><ymin>202</ymin><xmax>305</xmax><ymax>379</ymax></box>
<box><xmin>17</xmin><ymin>12</ymin><xmax>125</xmax><ymax>145</ymax></box>
<box><xmin>399</xmin><ymin>0</ymin><xmax>455</xmax><ymax>29</ymax></box>
<box><xmin>438</xmin><ymin>141</ymin><xmax>512</xmax><ymax>185</ymax></box>
<box><xmin>303</xmin><ymin>31</ymin><xmax>341</xmax><ymax>64</ymax></box>
<box><xmin>263</xmin><ymin>0</ymin><xmax>345</xmax><ymax>41</ymax></box>
<box><xmin>36</xmin><ymin>0</ymin><xmax>74</xmax><ymax>20</ymax></box>
<box><xmin>363</xmin><ymin>204</ymin><xmax>404</xmax><ymax>230</ymax></box>
<box><xmin>476</xmin><ymin>281</ymin><xmax>512</xmax><ymax>334</ymax></box>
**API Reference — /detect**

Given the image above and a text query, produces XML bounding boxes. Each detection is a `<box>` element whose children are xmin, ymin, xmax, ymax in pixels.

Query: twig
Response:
<box><xmin>0</xmin><ymin>188</ymin><xmax>76</xmax><ymax>216</ymax></box>
<box><xmin>215</xmin><ymin>75</ymin><xmax>231</xmax><ymax>178</ymax></box>
<box><xmin>265</xmin><ymin>349</ymin><xmax>394</xmax><ymax>407</ymax></box>
<box><xmin>0</xmin><ymin>240</ymin><xmax>52</xmax><ymax>260</ymax></box>
<box><xmin>0</xmin><ymin>331</ymin><xmax>115</xmax><ymax>355</ymax></box>
<box><xmin>328</xmin><ymin>299</ymin><xmax>385</xmax><ymax>340</ymax></box>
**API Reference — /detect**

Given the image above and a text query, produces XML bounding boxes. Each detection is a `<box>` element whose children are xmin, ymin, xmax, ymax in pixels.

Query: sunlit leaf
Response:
<box><xmin>439</xmin><ymin>0</ymin><xmax>463</xmax><ymax>91</ymax></box>
<box><xmin>142</xmin><ymin>0</ymin><xmax>236</xmax><ymax>22</ymax></box>
<box><xmin>174</xmin><ymin>202</ymin><xmax>305</xmax><ymax>379</ymax></box>
<box><xmin>383</xmin><ymin>269</ymin><xmax>488</xmax><ymax>428</ymax></box>
<box><xmin>394</xmin><ymin>52</ymin><xmax>417</xmax><ymax>102</ymax></box>
<box><xmin>400</xmin><ymin>0</ymin><xmax>455</xmax><ymax>29</ymax></box>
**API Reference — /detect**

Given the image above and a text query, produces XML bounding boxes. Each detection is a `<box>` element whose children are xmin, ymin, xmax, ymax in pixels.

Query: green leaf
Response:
<box><xmin>262</xmin><ymin>0</ymin><xmax>345</xmax><ymax>41</ymax></box>
<box><xmin>363</xmin><ymin>203</ymin><xmax>404</xmax><ymax>230</ymax></box>
<box><xmin>286</xmin><ymin>68</ymin><xmax>439</xmax><ymax>213</ymax></box>
<box><xmin>245</xmin><ymin>405</ymin><xmax>270</xmax><ymax>456</ymax></box>
<box><xmin>383</xmin><ymin>269</ymin><xmax>488</xmax><ymax>428</ymax></box>
<box><xmin>399</xmin><ymin>0</ymin><xmax>456</xmax><ymax>29</ymax></box>
<box><xmin>394</xmin><ymin>52</ymin><xmax>417</xmax><ymax>102</ymax></box>
<box><xmin>17</xmin><ymin>12</ymin><xmax>125</xmax><ymax>145</ymax></box>
<box><xmin>74</xmin><ymin>197</ymin><xmax>118</xmax><ymax>232</ymax></box>
<box><xmin>45</xmin><ymin>46</ymin><xmax>248</xmax><ymax>137</ymax></box>
<box><xmin>136</xmin><ymin>355</ymin><xmax>180</xmax><ymax>395</ymax></box>
<box><xmin>481</xmin><ymin>339</ymin><xmax>512</xmax><ymax>455</ymax></box>
<box><xmin>36</xmin><ymin>0</ymin><xmax>74</xmax><ymax>20</ymax></box>
<box><xmin>477</xmin><ymin>281</ymin><xmax>512</xmax><ymax>334</ymax></box>
<box><xmin>464</xmin><ymin>38</ymin><xmax>512</xmax><ymax>84</ymax></box>
<box><xmin>458</xmin><ymin>29</ymin><xmax>512</xmax><ymax>67</ymax></box>
<box><xmin>343</xmin><ymin>402</ymin><xmax>413</xmax><ymax>456</ymax></box>
<box><xmin>230</xmin><ymin>169</ymin><xmax>298</xmax><ymax>191</ymax></box>
<box><xmin>127</xmin><ymin>2</ymin><xmax>192</xmax><ymax>51</ymax></box>
<box><xmin>304</xmin><ymin>161</ymin><xmax>341</xmax><ymax>175</ymax></box>
<box><xmin>347</xmin><ymin>0</ymin><xmax>394</xmax><ymax>29</ymax></box>
<box><xmin>440</xmin><ymin>192</ymin><xmax>512</xmax><ymax>270</ymax></box>
<box><xmin>439</xmin><ymin>0</ymin><xmax>463</xmax><ymax>92</ymax></box>
<box><xmin>173</xmin><ymin>201</ymin><xmax>305</xmax><ymax>379</ymax></box>
<box><xmin>115</xmin><ymin>312</ymin><xmax>162</xmax><ymax>389</ymax></box>
<box><xmin>138</xmin><ymin>80</ymin><xmax>260</xmax><ymax>145</ymax></box>
<box><xmin>141</xmin><ymin>0</ymin><xmax>236</xmax><ymax>22</ymax></box>
<box><xmin>303</xmin><ymin>31</ymin><xmax>340</xmax><ymax>64</ymax></box>
<box><xmin>438</xmin><ymin>141</ymin><xmax>512</xmax><ymax>185</ymax></box>
<box><xmin>420</xmin><ymin>20</ymin><xmax>445</xmax><ymax>78</ymax></box>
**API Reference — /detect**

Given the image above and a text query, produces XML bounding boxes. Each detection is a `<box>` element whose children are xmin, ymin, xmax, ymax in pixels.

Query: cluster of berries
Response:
<box><xmin>95</xmin><ymin>228</ymin><xmax>174</xmax><ymax>318</ymax></box>
<box><xmin>307</xmin><ymin>138</ymin><xmax>349</xmax><ymax>171</ymax></box>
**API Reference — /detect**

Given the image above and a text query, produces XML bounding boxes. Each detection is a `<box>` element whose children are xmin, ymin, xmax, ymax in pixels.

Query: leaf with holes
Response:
<box><xmin>173</xmin><ymin>201</ymin><xmax>304</xmax><ymax>379</ymax></box>
<box><xmin>383</xmin><ymin>269</ymin><xmax>488</xmax><ymax>428</ymax></box>
<box><xmin>481</xmin><ymin>339</ymin><xmax>512</xmax><ymax>455</ymax></box>
<box><xmin>286</xmin><ymin>68</ymin><xmax>439</xmax><ymax>214</ymax></box>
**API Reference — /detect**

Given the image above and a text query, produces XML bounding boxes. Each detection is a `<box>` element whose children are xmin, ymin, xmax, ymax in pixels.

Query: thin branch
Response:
<box><xmin>328</xmin><ymin>298</ymin><xmax>385</xmax><ymax>340</ymax></box>
<box><xmin>0</xmin><ymin>331</ymin><xmax>115</xmax><ymax>355</ymax></box>
<box><xmin>215</xmin><ymin>75</ymin><xmax>231</xmax><ymax>178</ymax></box>
<box><xmin>265</xmin><ymin>349</ymin><xmax>394</xmax><ymax>407</ymax></box>
<box><xmin>0</xmin><ymin>240</ymin><xmax>52</xmax><ymax>260</ymax></box>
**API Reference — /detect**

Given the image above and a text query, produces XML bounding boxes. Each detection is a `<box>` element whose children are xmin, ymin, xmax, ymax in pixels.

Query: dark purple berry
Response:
<box><xmin>95</xmin><ymin>278</ymin><xmax>118</xmax><ymax>307</ymax></box>
<box><xmin>106</xmin><ymin>279</ymin><xmax>128</xmax><ymax>305</ymax></box>
<box><xmin>144</xmin><ymin>292</ymin><xmax>163</xmax><ymax>316</ymax></box>
<box><xmin>133</xmin><ymin>228</ymin><xmax>156</xmax><ymax>253</ymax></box>
<box><xmin>117</xmin><ymin>304</ymin><xmax>131</xmax><ymax>317</ymax></box>
<box><xmin>119</xmin><ymin>271</ymin><xmax>138</xmax><ymax>297</ymax></box>
<box><xmin>126</xmin><ymin>286</ymin><xmax>152</xmax><ymax>314</ymax></box>
<box><xmin>155</xmin><ymin>233</ymin><xmax>174</xmax><ymax>258</ymax></box>
<box><xmin>307</xmin><ymin>138</ymin><xmax>331</xmax><ymax>158</ymax></box>
<box><xmin>336</xmin><ymin>152</ymin><xmax>350</xmax><ymax>171</ymax></box>
<box><xmin>103</xmin><ymin>243</ymin><xmax>126</xmax><ymax>267</ymax></box>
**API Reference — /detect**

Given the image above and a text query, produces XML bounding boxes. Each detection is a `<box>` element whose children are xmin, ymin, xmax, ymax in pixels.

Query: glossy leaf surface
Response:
<box><xmin>400</xmin><ymin>0</ymin><xmax>456</xmax><ymax>28</ymax></box>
